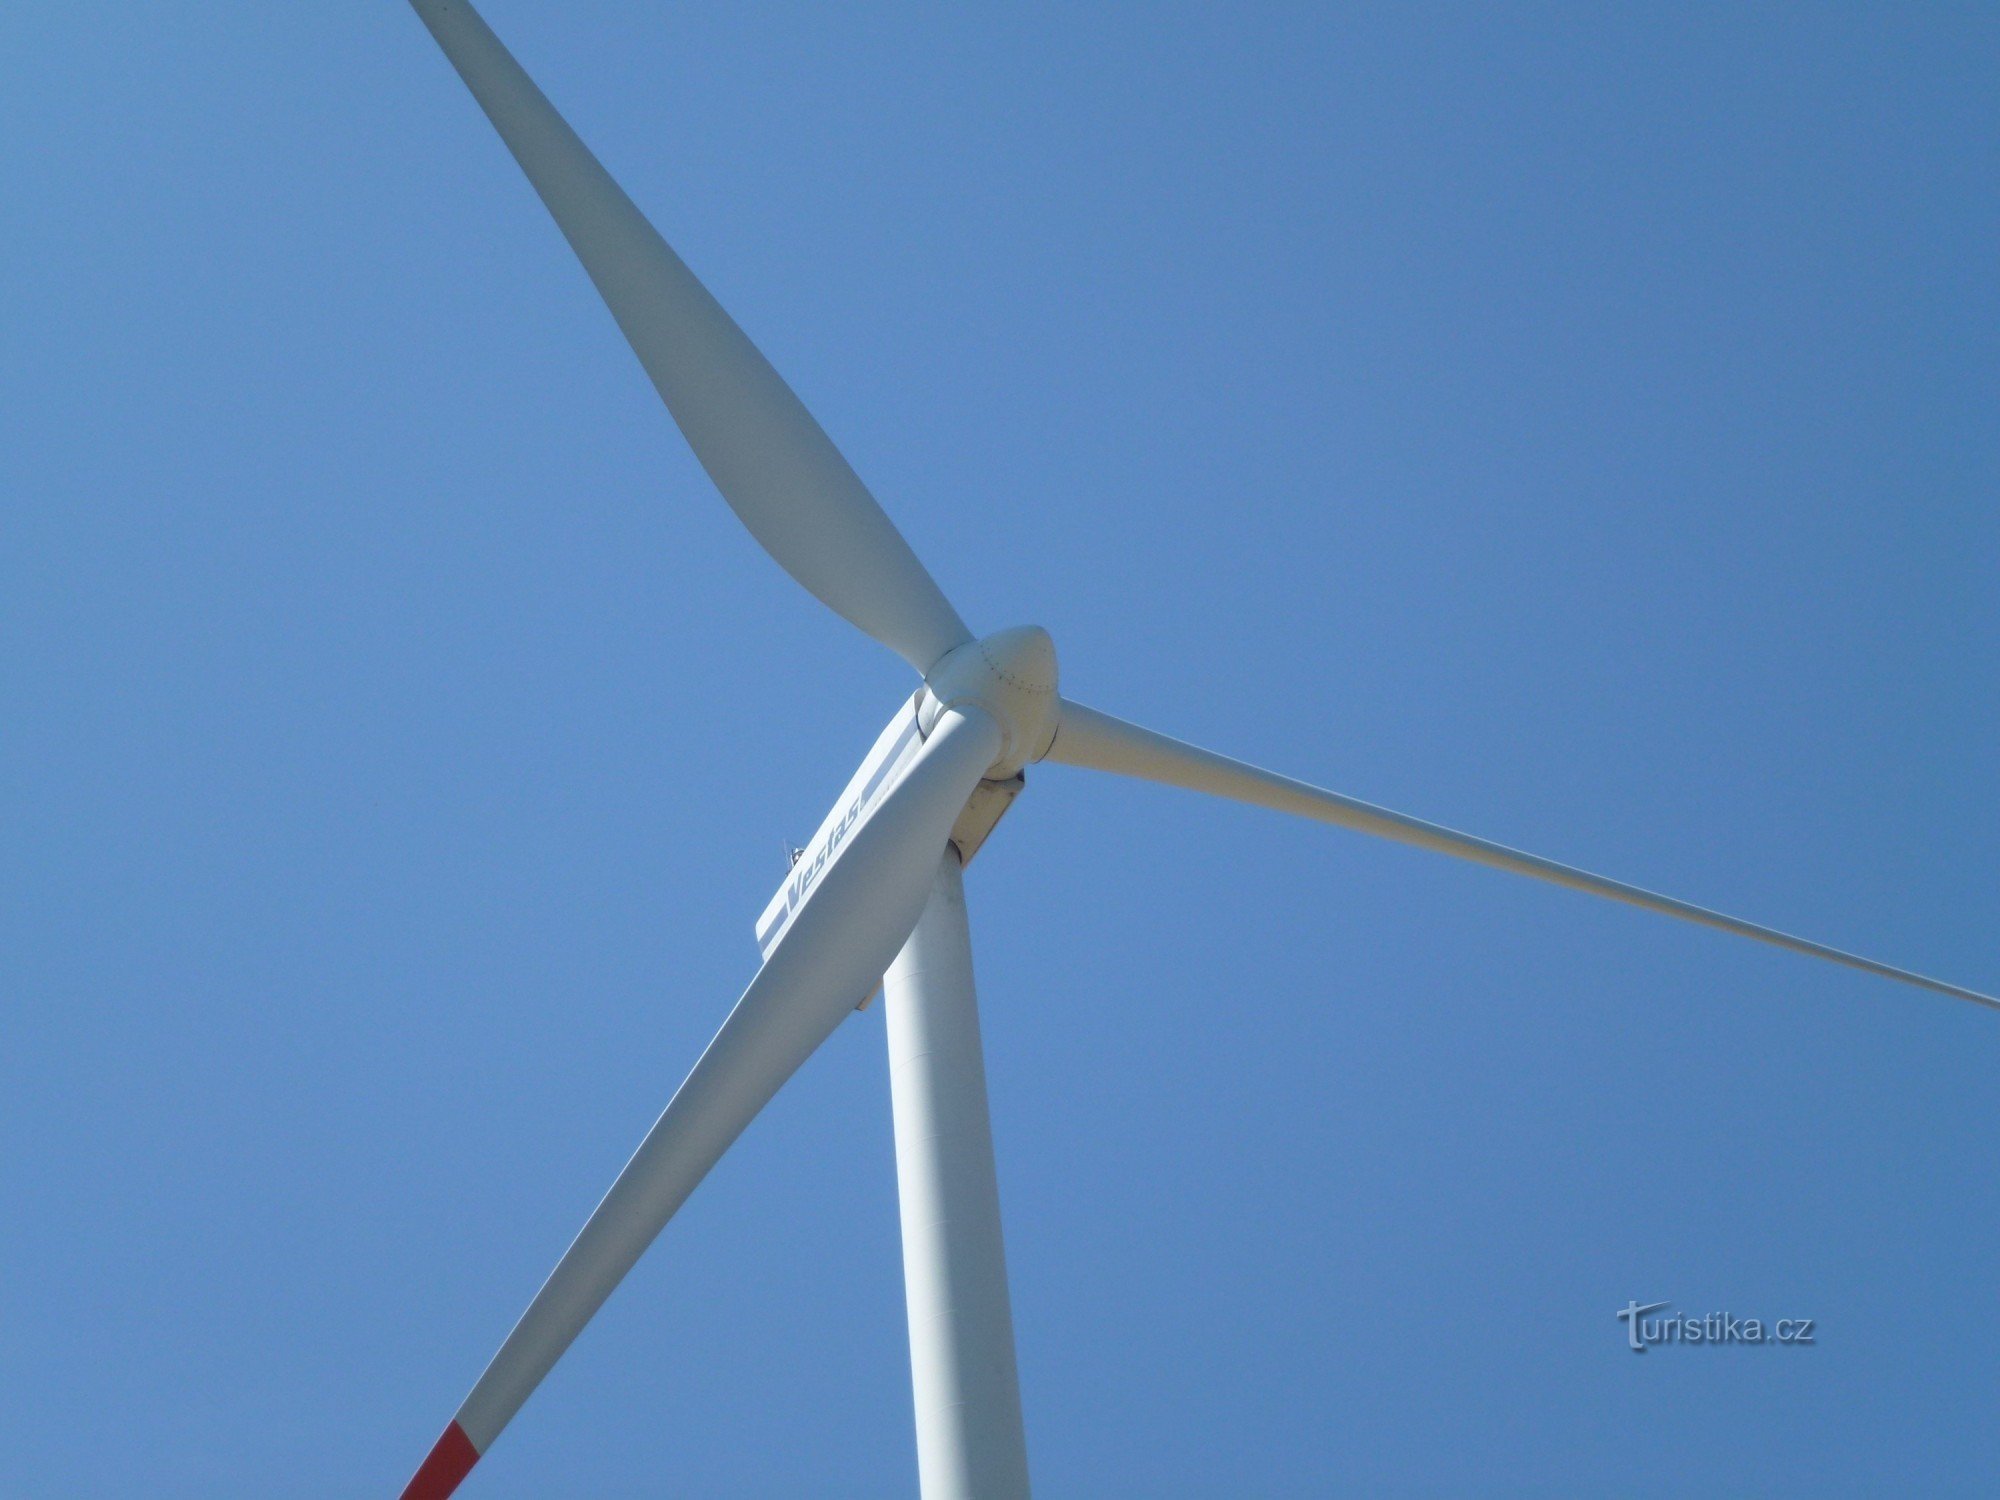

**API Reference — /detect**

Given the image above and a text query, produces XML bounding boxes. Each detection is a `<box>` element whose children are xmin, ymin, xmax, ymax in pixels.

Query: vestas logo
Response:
<box><xmin>784</xmin><ymin>794</ymin><xmax>866</xmax><ymax>912</ymax></box>
<box><xmin>756</xmin><ymin>716</ymin><xmax>923</xmax><ymax>954</ymax></box>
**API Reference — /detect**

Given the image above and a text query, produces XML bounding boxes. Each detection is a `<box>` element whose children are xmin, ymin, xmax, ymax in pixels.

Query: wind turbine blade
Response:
<box><xmin>399</xmin><ymin>706</ymin><xmax>1003</xmax><ymax>1500</ymax></box>
<box><xmin>1045</xmin><ymin>698</ymin><xmax>1996</xmax><ymax>1011</ymax></box>
<box><xmin>406</xmin><ymin>0</ymin><xmax>973</xmax><ymax>674</ymax></box>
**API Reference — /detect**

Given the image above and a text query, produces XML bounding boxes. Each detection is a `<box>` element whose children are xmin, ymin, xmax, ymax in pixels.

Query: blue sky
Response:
<box><xmin>6</xmin><ymin>3</ymin><xmax>1997</xmax><ymax>1495</ymax></box>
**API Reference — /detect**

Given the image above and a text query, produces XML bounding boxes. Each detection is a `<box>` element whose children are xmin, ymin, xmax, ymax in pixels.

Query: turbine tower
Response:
<box><xmin>394</xmin><ymin>5</ymin><xmax>1992</xmax><ymax>1495</ymax></box>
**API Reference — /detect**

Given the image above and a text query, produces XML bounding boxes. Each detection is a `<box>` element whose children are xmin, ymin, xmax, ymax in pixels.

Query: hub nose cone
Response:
<box><xmin>979</xmin><ymin>625</ymin><xmax>1058</xmax><ymax>696</ymax></box>
<box><xmin>921</xmin><ymin>625</ymin><xmax>1060</xmax><ymax>778</ymax></box>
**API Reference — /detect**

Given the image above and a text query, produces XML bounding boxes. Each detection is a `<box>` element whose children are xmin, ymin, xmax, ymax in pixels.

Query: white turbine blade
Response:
<box><xmin>1045</xmin><ymin>698</ymin><xmax>1996</xmax><ymax>1011</ymax></box>
<box><xmin>407</xmin><ymin>0</ymin><xmax>973</xmax><ymax>674</ymax></box>
<box><xmin>399</xmin><ymin>706</ymin><xmax>1003</xmax><ymax>1500</ymax></box>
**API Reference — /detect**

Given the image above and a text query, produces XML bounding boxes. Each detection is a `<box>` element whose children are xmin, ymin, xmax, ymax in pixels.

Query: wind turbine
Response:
<box><xmin>394</xmin><ymin>4</ymin><xmax>1993</xmax><ymax>1496</ymax></box>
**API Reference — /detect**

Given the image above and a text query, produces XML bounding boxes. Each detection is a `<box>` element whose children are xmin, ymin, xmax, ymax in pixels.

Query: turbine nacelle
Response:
<box><xmin>919</xmin><ymin>626</ymin><xmax>1060</xmax><ymax>779</ymax></box>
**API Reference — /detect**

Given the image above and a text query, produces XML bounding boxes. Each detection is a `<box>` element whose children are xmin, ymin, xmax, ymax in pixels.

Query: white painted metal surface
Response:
<box><xmin>921</xmin><ymin>626</ymin><xmax>1061</xmax><ymax>778</ymax></box>
<box><xmin>885</xmin><ymin>853</ymin><xmax>1031</xmax><ymax>1500</ymax></box>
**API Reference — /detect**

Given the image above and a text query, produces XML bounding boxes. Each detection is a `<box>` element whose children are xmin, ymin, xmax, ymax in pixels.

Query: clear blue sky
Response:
<box><xmin>6</xmin><ymin>3</ymin><xmax>1997</xmax><ymax>1495</ymax></box>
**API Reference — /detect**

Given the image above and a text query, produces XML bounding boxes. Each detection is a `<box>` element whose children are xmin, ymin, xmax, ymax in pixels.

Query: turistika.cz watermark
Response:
<box><xmin>1617</xmin><ymin>1301</ymin><xmax>1815</xmax><ymax>1352</ymax></box>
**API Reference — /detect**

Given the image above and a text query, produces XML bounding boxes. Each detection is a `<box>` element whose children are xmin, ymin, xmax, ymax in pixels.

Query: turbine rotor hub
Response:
<box><xmin>920</xmin><ymin>626</ymin><xmax>1060</xmax><ymax>779</ymax></box>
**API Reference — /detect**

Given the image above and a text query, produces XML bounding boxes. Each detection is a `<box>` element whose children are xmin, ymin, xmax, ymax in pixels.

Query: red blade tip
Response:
<box><xmin>400</xmin><ymin>1421</ymin><xmax>480</xmax><ymax>1500</ymax></box>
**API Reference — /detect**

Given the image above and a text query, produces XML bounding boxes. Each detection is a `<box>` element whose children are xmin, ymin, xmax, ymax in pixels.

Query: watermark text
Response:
<box><xmin>1617</xmin><ymin>1300</ymin><xmax>1815</xmax><ymax>1352</ymax></box>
